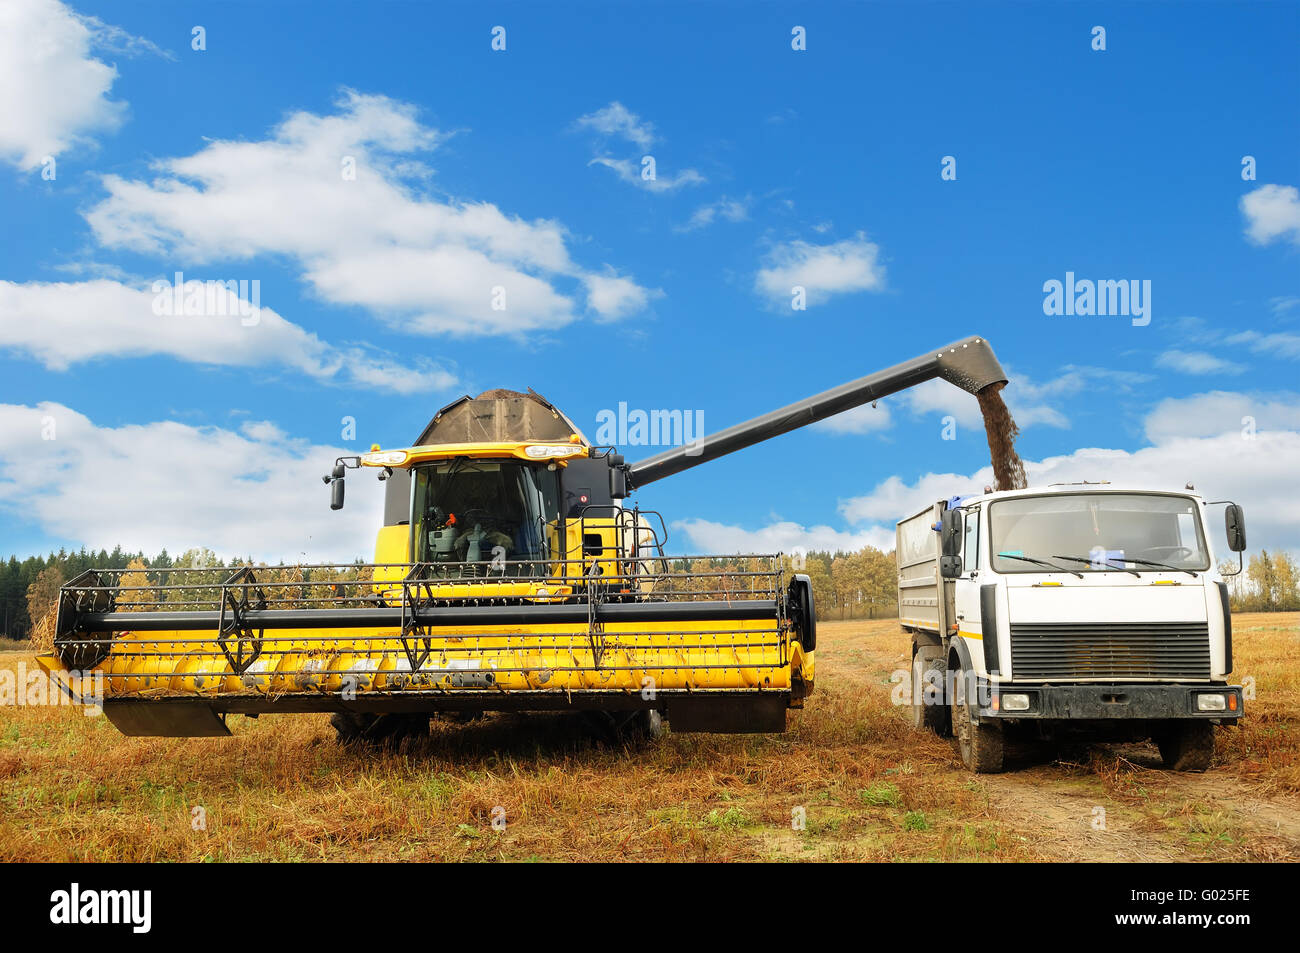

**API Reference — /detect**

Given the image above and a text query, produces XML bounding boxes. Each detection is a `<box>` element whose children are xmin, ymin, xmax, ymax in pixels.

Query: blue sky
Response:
<box><xmin>2</xmin><ymin>0</ymin><xmax>1298</xmax><ymax>562</ymax></box>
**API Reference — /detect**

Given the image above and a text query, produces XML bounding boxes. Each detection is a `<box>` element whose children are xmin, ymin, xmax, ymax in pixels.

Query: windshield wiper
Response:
<box><xmin>1051</xmin><ymin>555</ymin><xmax>1140</xmax><ymax>578</ymax></box>
<box><xmin>995</xmin><ymin>553</ymin><xmax>1083</xmax><ymax>578</ymax></box>
<box><xmin>1115</xmin><ymin>556</ymin><xmax>1199</xmax><ymax>578</ymax></box>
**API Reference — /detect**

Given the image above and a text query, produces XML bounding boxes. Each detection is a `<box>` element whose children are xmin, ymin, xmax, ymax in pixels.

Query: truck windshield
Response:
<box><xmin>411</xmin><ymin>460</ymin><xmax>559</xmax><ymax>570</ymax></box>
<box><xmin>988</xmin><ymin>493</ymin><xmax>1210</xmax><ymax>574</ymax></box>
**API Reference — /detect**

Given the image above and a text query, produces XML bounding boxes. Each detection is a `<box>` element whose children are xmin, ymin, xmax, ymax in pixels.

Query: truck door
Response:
<box><xmin>954</xmin><ymin>506</ymin><xmax>995</xmax><ymax>674</ymax></box>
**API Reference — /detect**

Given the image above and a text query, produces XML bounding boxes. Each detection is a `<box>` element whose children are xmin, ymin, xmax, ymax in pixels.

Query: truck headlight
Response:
<box><xmin>1002</xmin><ymin>693</ymin><xmax>1031</xmax><ymax>712</ymax></box>
<box><xmin>1196</xmin><ymin>693</ymin><xmax>1227</xmax><ymax>712</ymax></box>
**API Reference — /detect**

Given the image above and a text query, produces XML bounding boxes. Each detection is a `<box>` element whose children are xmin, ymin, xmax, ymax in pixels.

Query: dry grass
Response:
<box><xmin>0</xmin><ymin>612</ymin><xmax>1295</xmax><ymax>862</ymax></box>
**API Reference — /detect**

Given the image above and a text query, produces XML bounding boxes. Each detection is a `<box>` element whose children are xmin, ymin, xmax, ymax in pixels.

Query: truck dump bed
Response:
<box><xmin>896</xmin><ymin>502</ymin><xmax>951</xmax><ymax>638</ymax></box>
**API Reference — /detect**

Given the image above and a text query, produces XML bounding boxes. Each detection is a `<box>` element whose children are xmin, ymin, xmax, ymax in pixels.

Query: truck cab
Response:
<box><xmin>899</xmin><ymin>483</ymin><xmax>1247</xmax><ymax>773</ymax></box>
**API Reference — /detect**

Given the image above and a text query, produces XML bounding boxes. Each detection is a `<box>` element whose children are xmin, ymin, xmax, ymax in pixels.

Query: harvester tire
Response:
<box><xmin>582</xmin><ymin>709</ymin><xmax>665</xmax><ymax>745</ymax></box>
<box><xmin>331</xmin><ymin>712</ymin><xmax>429</xmax><ymax>747</ymax></box>
<box><xmin>952</xmin><ymin>675</ymin><xmax>1003</xmax><ymax>773</ymax></box>
<box><xmin>1155</xmin><ymin>722</ymin><xmax>1214</xmax><ymax>772</ymax></box>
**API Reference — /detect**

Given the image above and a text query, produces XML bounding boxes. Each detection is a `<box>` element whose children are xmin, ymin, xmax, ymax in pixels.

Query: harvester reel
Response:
<box><xmin>398</xmin><ymin>566</ymin><xmax>436</xmax><ymax>672</ymax></box>
<box><xmin>53</xmin><ymin>569</ymin><xmax>117</xmax><ymax>671</ymax></box>
<box><xmin>786</xmin><ymin>574</ymin><xmax>817</xmax><ymax>652</ymax></box>
<box><xmin>217</xmin><ymin>568</ymin><xmax>267</xmax><ymax>676</ymax></box>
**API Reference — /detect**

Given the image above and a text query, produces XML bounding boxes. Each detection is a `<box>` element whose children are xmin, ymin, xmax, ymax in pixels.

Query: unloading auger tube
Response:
<box><xmin>625</xmin><ymin>335</ymin><xmax>1007</xmax><ymax>488</ymax></box>
<box><xmin>42</xmin><ymin>334</ymin><xmax>1002</xmax><ymax>738</ymax></box>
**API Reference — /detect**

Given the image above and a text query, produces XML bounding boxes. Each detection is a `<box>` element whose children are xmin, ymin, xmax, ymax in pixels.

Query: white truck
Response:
<box><xmin>898</xmin><ymin>483</ymin><xmax>1247</xmax><ymax>773</ymax></box>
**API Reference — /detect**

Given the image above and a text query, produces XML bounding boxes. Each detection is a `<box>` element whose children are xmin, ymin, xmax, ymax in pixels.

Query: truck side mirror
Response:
<box><xmin>940</xmin><ymin>508</ymin><xmax>963</xmax><ymax>557</ymax></box>
<box><xmin>939</xmin><ymin>555</ymin><xmax>963</xmax><ymax>579</ymax></box>
<box><xmin>1224</xmin><ymin>503</ymin><xmax>1246</xmax><ymax>552</ymax></box>
<box><xmin>329</xmin><ymin>464</ymin><xmax>345</xmax><ymax>511</ymax></box>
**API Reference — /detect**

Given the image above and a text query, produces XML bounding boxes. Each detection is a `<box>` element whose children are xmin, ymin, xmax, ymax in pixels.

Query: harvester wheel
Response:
<box><xmin>1155</xmin><ymin>722</ymin><xmax>1214</xmax><ymax>772</ymax></box>
<box><xmin>331</xmin><ymin>712</ymin><xmax>429</xmax><ymax>747</ymax></box>
<box><xmin>952</xmin><ymin>675</ymin><xmax>1003</xmax><ymax>773</ymax></box>
<box><xmin>581</xmin><ymin>709</ymin><xmax>665</xmax><ymax>745</ymax></box>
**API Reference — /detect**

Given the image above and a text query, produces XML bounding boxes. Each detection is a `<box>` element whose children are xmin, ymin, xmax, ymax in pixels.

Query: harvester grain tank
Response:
<box><xmin>41</xmin><ymin>337</ymin><xmax>1008</xmax><ymax>742</ymax></box>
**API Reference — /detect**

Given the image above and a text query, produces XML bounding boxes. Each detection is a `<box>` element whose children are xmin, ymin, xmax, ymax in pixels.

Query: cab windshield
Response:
<box><xmin>988</xmin><ymin>493</ymin><xmax>1210</xmax><ymax>574</ymax></box>
<box><xmin>412</xmin><ymin>460</ymin><xmax>559</xmax><ymax>570</ymax></box>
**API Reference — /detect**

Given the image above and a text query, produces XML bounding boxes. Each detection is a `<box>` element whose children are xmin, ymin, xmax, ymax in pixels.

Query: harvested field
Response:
<box><xmin>1</xmin><ymin>613</ymin><xmax>1295</xmax><ymax>862</ymax></box>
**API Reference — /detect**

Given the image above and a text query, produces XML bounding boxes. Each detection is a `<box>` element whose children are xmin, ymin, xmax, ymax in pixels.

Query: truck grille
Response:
<box><xmin>1009</xmin><ymin>622</ymin><xmax>1210</xmax><ymax>680</ymax></box>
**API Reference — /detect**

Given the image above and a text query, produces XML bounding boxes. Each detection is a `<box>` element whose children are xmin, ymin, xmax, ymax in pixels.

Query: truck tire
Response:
<box><xmin>1155</xmin><ymin>722</ymin><xmax>1214</xmax><ymax>772</ymax></box>
<box><xmin>331</xmin><ymin>711</ymin><xmax>429</xmax><ymax>747</ymax></box>
<box><xmin>910</xmin><ymin>647</ymin><xmax>949</xmax><ymax>735</ymax></box>
<box><xmin>952</xmin><ymin>675</ymin><xmax>1004</xmax><ymax>773</ymax></box>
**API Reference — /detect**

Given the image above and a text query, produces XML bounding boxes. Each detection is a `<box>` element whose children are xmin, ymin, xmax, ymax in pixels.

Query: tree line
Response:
<box><xmin>5</xmin><ymin>543</ymin><xmax>1297</xmax><ymax>646</ymax></box>
<box><xmin>1220</xmin><ymin>551</ymin><xmax>1300</xmax><ymax>612</ymax></box>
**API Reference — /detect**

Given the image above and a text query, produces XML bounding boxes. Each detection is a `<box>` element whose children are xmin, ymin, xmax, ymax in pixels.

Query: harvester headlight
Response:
<box><xmin>1196</xmin><ymin>693</ymin><xmax>1227</xmax><ymax>712</ymax></box>
<box><xmin>524</xmin><ymin>444</ymin><xmax>578</xmax><ymax>458</ymax></box>
<box><xmin>362</xmin><ymin>450</ymin><xmax>409</xmax><ymax>466</ymax></box>
<box><xmin>1001</xmin><ymin>693</ymin><xmax>1031</xmax><ymax>712</ymax></box>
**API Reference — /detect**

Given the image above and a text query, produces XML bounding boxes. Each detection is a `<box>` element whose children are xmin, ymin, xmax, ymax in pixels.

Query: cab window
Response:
<box><xmin>963</xmin><ymin>509</ymin><xmax>980</xmax><ymax>573</ymax></box>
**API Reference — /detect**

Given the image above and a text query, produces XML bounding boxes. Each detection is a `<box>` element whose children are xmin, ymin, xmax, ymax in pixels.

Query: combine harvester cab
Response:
<box><xmin>39</xmin><ymin>336</ymin><xmax>1009</xmax><ymax>742</ymax></box>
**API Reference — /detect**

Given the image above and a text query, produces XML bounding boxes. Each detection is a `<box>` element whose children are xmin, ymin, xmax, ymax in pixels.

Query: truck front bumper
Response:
<box><xmin>977</xmin><ymin>682</ymin><xmax>1243</xmax><ymax>722</ymax></box>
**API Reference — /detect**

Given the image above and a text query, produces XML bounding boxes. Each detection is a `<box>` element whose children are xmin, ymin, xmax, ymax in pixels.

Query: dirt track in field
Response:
<box><xmin>837</xmin><ymin>615</ymin><xmax>1300</xmax><ymax>862</ymax></box>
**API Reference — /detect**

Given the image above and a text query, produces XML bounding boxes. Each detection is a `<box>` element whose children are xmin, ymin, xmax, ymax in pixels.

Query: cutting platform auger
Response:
<box><xmin>38</xmin><ymin>336</ymin><xmax>1008</xmax><ymax>740</ymax></box>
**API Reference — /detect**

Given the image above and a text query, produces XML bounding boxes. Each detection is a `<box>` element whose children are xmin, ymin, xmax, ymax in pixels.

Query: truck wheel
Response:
<box><xmin>331</xmin><ymin>712</ymin><xmax>429</xmax><ymax>747</ymax></box>
<box><xmin>1155</xmin><ymin>722</ymin><xmax>1214</xmax><ymax>772</ymax></box>
<box><xmin>910</xmin><ymin>648</ymin><xmax>949</xmax><ymax>735</ymax></box>
<box><xmin>952</xmin><ymin>677</ymin><xmax>1004</xmax><ymax>773</ymax></box>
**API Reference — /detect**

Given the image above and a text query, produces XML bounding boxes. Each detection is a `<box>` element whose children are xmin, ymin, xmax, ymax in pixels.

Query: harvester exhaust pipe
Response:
<box><xmin>627</xmin><ymin>335</ymin><xmax>1007</xmax><ymax>489</ymax></box>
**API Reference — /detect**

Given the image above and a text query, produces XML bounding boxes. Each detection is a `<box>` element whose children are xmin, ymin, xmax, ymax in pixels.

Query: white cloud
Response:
<box><xmin>813</xmin><ymin>403</ymin><xmax>893</xmax><ymax>435</ymax></box>
<box><xmin>1240</xmin><ymin>184</ymin><xmax>1300</xmax><ymax>246</ymax></box>
<box><xmin>689</xmin><ymin>390</ymin><xmax>1300</xmax><ymax>559</ymax></box>
<box><xmin>583</xmin><ymin>272</ymin><xmax>657</xmax><ymax>320</ymax></box>
<box><xmin>574</xmin><ymin>102</ymin><xmax>655</xmax><ymax>151</ymax></box>
<box><xmin>839</xmin><ymin>393</ymin><xmax>1300</xmax><ymax>552</ymax></box>
<box><xmin>839</xmin><ymin>433</ymin><xmax>1300</xmax><ymax>553</ymax></box>
<box><xmin>588</xmin><ymin>156</ymin><xmax>705</xmax><ymax>193</ymax></box>
<box><xmin>84</xmin><ymin>91</ymin><xmax>651</xmax><ymax>335</ymax></box>
<box><xmin>0</xmin><ymin>0</ymin><xmax>138</xmax><ymax>169</ymax></box>
<box><xmin>1143</xmin><ymin>390</ymin><xmax>1300</xmax><ymax>442</ymax></box>
<box><xmin>673</xmin><ymin>518</ymin><xmax>896</xmax><ymax>556</ymax></box>
<box><xmin>0</xmin><ymin>278</ymin><xmax>454</xmax><ymax>393</ymax></box>
<box><xmin>814</xmin><ymin>370</ymin><xmax>1082</xmax><ymax>438</ymax></box>
<box><xmin>1155</xmin><ymin>349</ymin><xmax>1246</xmax><ymax>375</ymax></box>
<box><xmin>0</xmin><ymin>402</ymin><xmax>384</xmax><ymax>561</ymax></box>
<box><xmin>755</xmin><ymin>234</ymin><xmax>886</xmax><ymax>306</ymax></box>
<box><xmin>1269</xmin><ymin>296</ymin><xmax>1300</xmax><ymax>316</ymax></box>
<box><xmin>677</xmin><ymin>196</ymin><xmax>751</xmax><ymax>232</ymax></box>
<box><xmin>576</xmin><ymin>102</ymin><xmax>704</xmax><ymax>193</ymax></box>
<box><xmin>1225</xmin><ymin>330</ymin><xmax>1300</xmax><ymax>361</ymax></box>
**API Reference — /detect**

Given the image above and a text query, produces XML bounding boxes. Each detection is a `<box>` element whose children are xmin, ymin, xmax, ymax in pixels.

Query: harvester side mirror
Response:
<box><xmin>1225</xmin><ymin>503</ymin><xmax>1246</xmax><ymax>552</ymax></box>
<box><xmin>329</xmin><ymin>464</ymin><xmax>346</xmax><ymax>511</ymax></box>
<box><xmin>608</xmin><ymin>453</ymin><xmax>628</xmax><ymax>499</ymax></box>
<box><xmin>940</xmin><ymin>508</ymin><xmax>963</xmax><ymax>558</ymax></box>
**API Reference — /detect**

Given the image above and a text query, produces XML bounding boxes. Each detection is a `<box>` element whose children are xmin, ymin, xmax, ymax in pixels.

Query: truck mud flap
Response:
<box><xmin>666</xmin><ymin>693</ymin><xmax>788</xmax><ymax>733</ymax></box>
<box><xmin>103</xmin><ymin>699</ymin><xmax>232</xmax><ymax>737</ymax></box>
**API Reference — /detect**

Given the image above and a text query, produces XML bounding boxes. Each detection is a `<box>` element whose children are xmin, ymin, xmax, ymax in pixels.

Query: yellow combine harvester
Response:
<box><xmin>40</xmin><ymin>336</ymin><xmax>1007</xmax><ymax>742</ymax></box>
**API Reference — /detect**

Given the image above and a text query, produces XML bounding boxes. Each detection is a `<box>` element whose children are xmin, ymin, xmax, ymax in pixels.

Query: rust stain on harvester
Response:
<box><xmin>977</xmin><ymin>382</ymin><xmax>1027</xmax><ymax>491</ymax></box>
